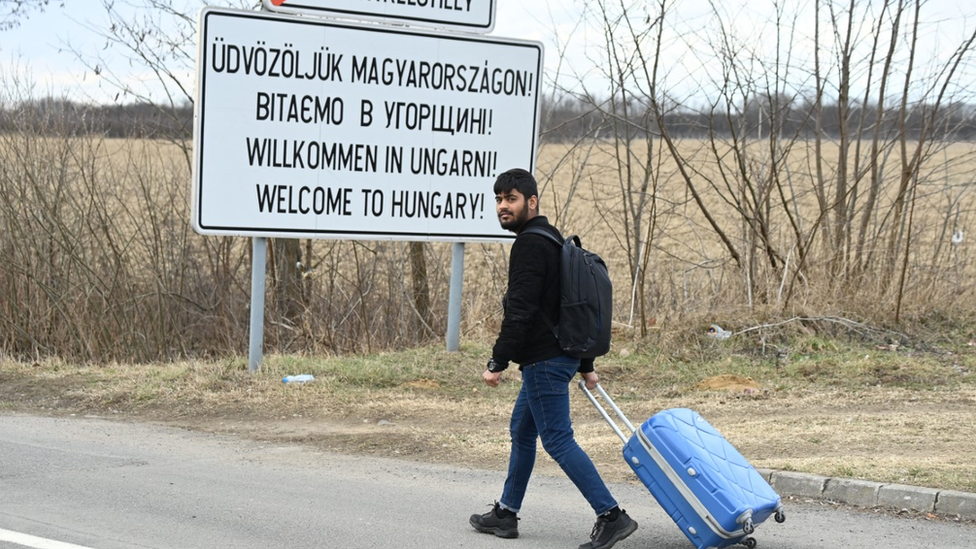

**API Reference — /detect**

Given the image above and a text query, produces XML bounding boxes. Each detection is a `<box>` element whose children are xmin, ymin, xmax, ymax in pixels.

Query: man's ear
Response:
<box><xmin>528</xmin><ymin>195</ymin><xmax>539</xmax><ymax>212</ymax></box>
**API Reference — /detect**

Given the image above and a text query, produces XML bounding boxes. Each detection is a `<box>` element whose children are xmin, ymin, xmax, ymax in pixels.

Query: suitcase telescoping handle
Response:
<box><xmin>577</xmin><ymin>381</ymin><xmax>638</xmax><ymax>445</ymax></box>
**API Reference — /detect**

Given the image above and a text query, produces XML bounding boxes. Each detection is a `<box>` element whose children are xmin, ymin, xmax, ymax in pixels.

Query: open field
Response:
<box><xmin>3</xmin><ymin>336</ymin><xmax>974</xmax><ymax>498</ymax></box>
<box><xmin>2</xmin><ymin>134</ymin><xmax>975</xmax><ymax>360</ymax></box>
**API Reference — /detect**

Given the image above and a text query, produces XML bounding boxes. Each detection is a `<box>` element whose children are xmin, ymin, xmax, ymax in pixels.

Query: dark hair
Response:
<box><xmin>493</xmin><ymin>168</ymin><xmax>538</xmax><ymax>199</ymax></box>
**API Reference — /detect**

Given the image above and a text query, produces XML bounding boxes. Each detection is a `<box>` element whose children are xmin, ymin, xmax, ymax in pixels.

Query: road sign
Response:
<box><xmin>192</xmin><ymin>7</ymin><xmax>543</xmax><ymax>241</ymax></box>
<box><xmin>262</xmin><ymin>0</ymin><xmax>496</xmax><ymax>33</ymax></box>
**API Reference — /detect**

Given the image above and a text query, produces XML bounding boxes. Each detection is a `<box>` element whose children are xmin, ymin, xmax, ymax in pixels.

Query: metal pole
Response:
<box><xmin>446</xmin><ymin>241</ymin><xmax>465</xmax><ymax>351</ymax></box>
<box><xmin>248</xmin><ymin>237</ymin><xmax>267</xmax><ymax>372</ymax></box>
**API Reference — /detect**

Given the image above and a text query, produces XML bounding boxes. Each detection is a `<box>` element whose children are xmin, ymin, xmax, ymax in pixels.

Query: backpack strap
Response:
<box><xmin>522</xmin><ymin>226</ymin><xmax>584</xmax><ymax>250</ymax></box>
<box><xmin>519</xmin><ymin>225</ymin><xmax>563</xmax><ymax>246</ymax></box>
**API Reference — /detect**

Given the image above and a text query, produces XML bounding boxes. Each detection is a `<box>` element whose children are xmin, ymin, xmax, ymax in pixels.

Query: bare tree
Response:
<box><xmin>568</xmin><ymin>0</ymin><xmax>670</xmax><ymax>336</ymax></box>
<box><xmin>0</xmin><ymin>0</ymin><xmax>60</xmax><ymax>31</ymax></box>
<box><xmin>574</xmin><ymin>0</ymin><xmax>976</xmax><ymax>322</ymax></box>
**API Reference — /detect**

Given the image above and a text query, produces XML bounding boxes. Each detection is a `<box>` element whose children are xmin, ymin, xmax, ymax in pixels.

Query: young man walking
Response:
<box><xmin>469</xmin><ymin>168</ymin><xmax>638</xmax><ymax>549</ymax></box>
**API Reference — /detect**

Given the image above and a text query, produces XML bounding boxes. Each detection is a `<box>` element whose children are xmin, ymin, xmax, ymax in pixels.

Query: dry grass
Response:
<box><xmin>2</xmin><ymin>336</ymin><xmax>974</xmax><ymax>494</ymax></box>
<box><xmin>535</xmin><ymin>139</ymin><xmax>976</xmax><ymax>319</ymax></box>
<box><xmin>3</xmin><ymin>131</ymin><xmax>975</xmax><ymax>360</ymax></box>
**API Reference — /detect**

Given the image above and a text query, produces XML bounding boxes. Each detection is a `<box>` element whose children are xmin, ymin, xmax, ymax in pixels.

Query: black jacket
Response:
<box><xmin>491</xmin><ymin>216</ymin><xmax>594</xmax><ymax>373</ymax></box>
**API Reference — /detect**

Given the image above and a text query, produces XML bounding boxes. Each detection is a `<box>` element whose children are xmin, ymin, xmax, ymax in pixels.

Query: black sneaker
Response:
<box><xmin>469</xmin><ymin>502</ymin><xmax>519</xmax><ymax>539</ymax></box>
<box><xmin>579</xmin><ymin>509</ymin><xmax>638</xmax><ymax>549</ymax></box>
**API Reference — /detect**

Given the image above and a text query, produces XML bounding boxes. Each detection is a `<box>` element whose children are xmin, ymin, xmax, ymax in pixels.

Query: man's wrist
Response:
<box><xmin>486</xmin><ymin>358</ymin><xmax>508</xmax><ymax>373</ymax></box>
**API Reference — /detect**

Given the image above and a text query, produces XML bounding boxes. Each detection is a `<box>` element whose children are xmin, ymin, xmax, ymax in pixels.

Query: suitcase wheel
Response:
<box><xmin>740</xmin><ymin>536</ymin><xmax>757</xmax><ymax>549</ymax></box>
<box><xmin>775</xmin><ymin>510</ymin><xmax>786</xmax><ymax>523</ymax></box>
<box><xmin>742</xmin><ymin>519</ymin><xmax>755</xmax><ymax>535</ymax></box>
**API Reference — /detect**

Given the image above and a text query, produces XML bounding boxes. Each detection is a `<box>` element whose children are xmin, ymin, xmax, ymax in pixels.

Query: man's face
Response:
<box><xmin>495</xmin><ymin>188</ymin><xmax>534</xmax><ymax>232</ymax></box>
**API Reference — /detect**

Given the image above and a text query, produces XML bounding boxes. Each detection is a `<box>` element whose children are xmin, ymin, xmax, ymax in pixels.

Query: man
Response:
<box><xmin>469</xmin><ymin>168</ymin><xmax>638</xmax><ymax>549</ymax></box>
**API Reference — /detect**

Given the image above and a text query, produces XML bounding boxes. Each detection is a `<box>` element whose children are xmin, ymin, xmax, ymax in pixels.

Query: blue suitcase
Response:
<box><xmin>580</xmin><ymin>382</ymin><xmax>785</xmax><ymax>549</ymax></box>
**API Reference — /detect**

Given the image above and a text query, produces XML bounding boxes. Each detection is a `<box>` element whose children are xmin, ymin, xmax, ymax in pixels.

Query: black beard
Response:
<box><xmin>498</xmin><ymin>203</ymin><xmax>529</xmax><ymax>232</ymax></box>
<box><xmin>500</xmin><ymin>217</ymin><xmax>522</xmax><ymax>231</ymax></box>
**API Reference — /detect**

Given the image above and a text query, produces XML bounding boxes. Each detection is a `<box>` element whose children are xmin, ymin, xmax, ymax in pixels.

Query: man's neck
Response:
<box><xmin>514</xmin><ymin>214</ymin><xmax>545</xmax><ymax>234</ymax></box>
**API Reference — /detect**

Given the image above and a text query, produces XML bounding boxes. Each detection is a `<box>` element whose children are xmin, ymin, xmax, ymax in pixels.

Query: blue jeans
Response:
<box><xmin>499</xmin><ymin>356</ymin><xmax>617</xmax><ymax>515</ymax></box>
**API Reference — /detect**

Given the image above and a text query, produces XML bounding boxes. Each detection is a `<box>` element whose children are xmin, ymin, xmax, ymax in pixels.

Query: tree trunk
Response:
<box><xmin>273</xmin><ymin>238</ymin><xmax>304</xmax><ymax>325</ymax></box>
<box><xmin>409</xmin><ymin>242</ymin><xmax>432</xmax><ymax>337</ymax></box>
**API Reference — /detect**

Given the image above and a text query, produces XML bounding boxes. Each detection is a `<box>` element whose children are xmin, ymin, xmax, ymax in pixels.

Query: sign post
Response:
<box><xmin>446</xmin><ymin>241</ymin><xmax>465</xmax><ymax>351</ymax></box>
<box><xmin>247</xmin><ymin>237</ymin><xmax>267</xmax><ymax>372</ymax></box>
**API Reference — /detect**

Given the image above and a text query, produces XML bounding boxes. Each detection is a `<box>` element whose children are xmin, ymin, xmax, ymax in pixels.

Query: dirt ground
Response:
<box><xmin>137</xmin><ymin>378</ymin><xmax>976</xmax><ymax>494</ymax></box>
<box><xmin>2</xmin><ymin>363</ymin><xmax>974</xmax><ymax>498</ymax></box>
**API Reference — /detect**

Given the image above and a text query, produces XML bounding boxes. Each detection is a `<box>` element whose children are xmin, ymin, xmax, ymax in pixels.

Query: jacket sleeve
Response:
<box><xmin>491</xmin><ymin>235</ymin><xmax>549</xmax><ymax>367</ymax></box>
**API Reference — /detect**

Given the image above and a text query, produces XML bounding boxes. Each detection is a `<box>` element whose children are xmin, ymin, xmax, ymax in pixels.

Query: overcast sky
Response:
<box><xmin>1</xmin><ymin>0</ymin><xmax>974</xmax><ymax>105</ymax></box>
<box><xmin>0</xmin><ymin>1</ymin><xmax>577</xmax><ymax>104</ymax></box>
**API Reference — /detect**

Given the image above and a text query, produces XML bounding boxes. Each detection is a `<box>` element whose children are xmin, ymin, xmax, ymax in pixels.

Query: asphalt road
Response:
<box><xmin>1</xmin><ymin>414</ymin><xmax>974</xmax><ymax>549</ymax></box>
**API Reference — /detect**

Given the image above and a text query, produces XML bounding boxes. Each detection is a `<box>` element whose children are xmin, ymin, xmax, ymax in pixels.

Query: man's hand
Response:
<box><xmin>580</xmin><ymin>371</ymin><xmax>599</xmax><ymax>390</ymax></box>
<box><xmin>483</xmin><ymin>369</ymin><xmax>503</xmax><ymax>387</ymax></box>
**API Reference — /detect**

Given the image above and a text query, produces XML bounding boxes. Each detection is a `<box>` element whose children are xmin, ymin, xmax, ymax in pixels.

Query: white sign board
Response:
<box><xmin>193</xmin><ymin>8</ymin><xmax>542</xmax><ymax>242</ymax></box>
<box><xmin>262</xmin><ymin>0</ymin><xmax>496</xmax><ymax>33</ymax></box>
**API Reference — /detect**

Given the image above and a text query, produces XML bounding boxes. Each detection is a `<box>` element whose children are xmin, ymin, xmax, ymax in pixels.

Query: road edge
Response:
<box><xmin>757</xmin><ymin>469</ymin><xmax>976</xmax><ymax>520</ymax></box>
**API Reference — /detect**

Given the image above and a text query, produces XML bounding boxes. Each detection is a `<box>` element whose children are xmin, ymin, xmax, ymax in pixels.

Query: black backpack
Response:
<box><xmin>521</xmin><ymin>227</ymin><xmax>613</xmax><ymax>358</ymax></box>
